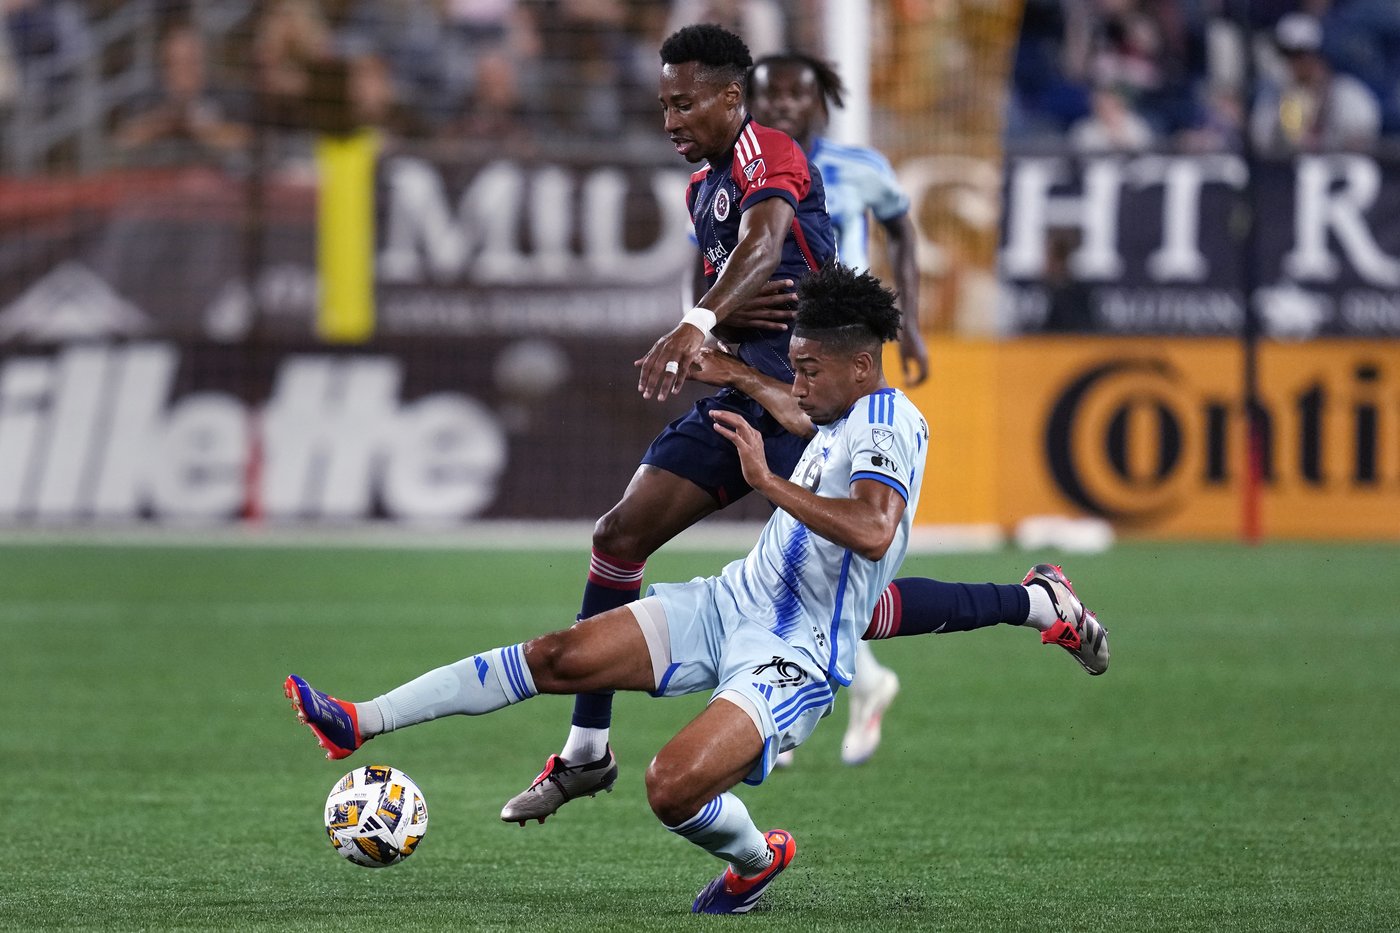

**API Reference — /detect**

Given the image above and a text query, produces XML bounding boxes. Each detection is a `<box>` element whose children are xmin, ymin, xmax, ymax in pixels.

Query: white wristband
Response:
<box><xmin>681</xmin><ymin>306</ymin><xmax>717</xmax><ymax>337</ymax></box>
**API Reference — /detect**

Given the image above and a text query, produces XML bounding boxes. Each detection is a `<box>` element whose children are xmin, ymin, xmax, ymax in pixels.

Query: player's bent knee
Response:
<box><xmin>643</xmin><ymin>757</ymin><xmax>701</xmax><ymax>826</ymax></box>
<box><xmin>591</xmin><ymin>510</ymin><xmax>650</xmax><ymax>563</ymax></box>
<box><xmin>521</xmin><ymin>631</ymin><xmax>591</xmax><ymax>693</ymax></box>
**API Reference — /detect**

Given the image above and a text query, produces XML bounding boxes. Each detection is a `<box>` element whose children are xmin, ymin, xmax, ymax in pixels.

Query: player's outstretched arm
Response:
<box><xmin>689</xmin><ymin>348</ymin><xmax>815</xmax><ymax>439</ymax></box>
<box><xmin>711</xmin><ymin>409</ymin><xmax>904</xmax><ymax>560</ymax></box>
<box><xmin>637</xmin><ymin>198</ymin><xmax>796</xmax><ymax>402</ymax></box>
<box><xmin>881</xmin><ymin>212</ymin><xmax>929</xmax><ymax>387</ymax></box>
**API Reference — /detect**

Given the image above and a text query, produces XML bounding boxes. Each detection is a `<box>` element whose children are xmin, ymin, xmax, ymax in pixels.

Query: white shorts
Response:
<box><xmin>629</xmin><ymin>577</ymin><xmax>836</xmax><ymax>785</ymax></box>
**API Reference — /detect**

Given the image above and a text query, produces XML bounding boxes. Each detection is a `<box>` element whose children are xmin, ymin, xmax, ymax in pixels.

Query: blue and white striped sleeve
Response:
<box><xmin>846</xmin><ymin>390</ymin><xmax>927</xmax><ymax>501</ymax></box>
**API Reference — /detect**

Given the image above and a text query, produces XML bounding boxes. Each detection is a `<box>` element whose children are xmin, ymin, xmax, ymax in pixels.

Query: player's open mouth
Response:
<box><xmin>672</xmin><ymin>138</ymin><xmax>695</xmax><ymax>156</ymax></box>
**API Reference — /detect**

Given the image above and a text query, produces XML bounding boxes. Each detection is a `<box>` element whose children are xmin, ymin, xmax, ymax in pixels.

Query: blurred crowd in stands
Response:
<box><xmin>0</xmin><ymin>0</ymin><xmax>817</xmax><ymax>173</ymax></box>
<box><xmin>1011</xmin><ymin>0</ymin><xmax>1400</xmax><ymax>154</ymax></box>
<box><xmin>2</xmin><ymin>0</ymin><xmax>1399</xmax><ymax>175</ymax></box>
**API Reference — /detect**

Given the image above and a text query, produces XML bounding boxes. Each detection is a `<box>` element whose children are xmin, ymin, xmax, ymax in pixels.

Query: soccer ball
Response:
<box><xmin>324</xmin><ymin>765</ymin><xmax>428</xmax><ymax>868</ymax></box>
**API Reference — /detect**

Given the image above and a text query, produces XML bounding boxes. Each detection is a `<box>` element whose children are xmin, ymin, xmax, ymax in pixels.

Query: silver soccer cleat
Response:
<box><xmin>500</xmin><ymin>746</ymin><xmax>619</xmax><ymax>825</ymax></box>
<box><xmin>1023</xmin><ymin>564</ymin><xmax>1110</xmax><ymax>675</ymax></box>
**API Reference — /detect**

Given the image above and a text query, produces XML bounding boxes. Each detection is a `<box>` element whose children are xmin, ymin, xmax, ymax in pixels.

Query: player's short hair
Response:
<box><xmin>660</xmin><ymin>24</ymin><xmax>753</xmax><ymax>90</ymax></box>
<box><xmin>748</xmin><ymin>52</ymin><xmax>847</xmax><ymax>111</ymax></box>
<box><xmin>793</xmin><ymin>263</ymin><xmax>901</xmax><ymax>354</ymax></box>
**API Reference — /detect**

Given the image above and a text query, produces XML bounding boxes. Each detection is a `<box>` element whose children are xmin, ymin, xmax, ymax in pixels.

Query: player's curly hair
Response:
<box><xmin>660</xmin><ymin>24</ymin><xmax>753</xmax><ymax>89</ymax></box>
<box><xmin>748</xmin><ymin>52</ymin><xmax>847</xmax><ymax>112</ymax></box>
<box><xmin>793</xmin><ymin>262</ymin><xmax>901</xmax><ymax>352</ymax></box>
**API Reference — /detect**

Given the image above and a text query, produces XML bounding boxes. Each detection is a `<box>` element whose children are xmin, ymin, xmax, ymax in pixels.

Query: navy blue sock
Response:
<box><xmin>570</xmin><ymin>549</ymin><xmax>645</xmax><ymax>728</ymax></box>
<box><xmin>869</xmin><ymin>578</ymin><xmax>1028</xmax><ymax>638</ymax></box>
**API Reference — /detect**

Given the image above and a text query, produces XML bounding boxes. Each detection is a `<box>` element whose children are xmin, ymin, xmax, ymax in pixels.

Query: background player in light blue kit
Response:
<box><xmin>748</xmin><ymin>51</ymin><xmax>929</xmax><ymax>387</ymax></box>
<box><xmin>286</xmin><ymin>263</ymin><xmax>929</xmax><ymax>915</ymax></box>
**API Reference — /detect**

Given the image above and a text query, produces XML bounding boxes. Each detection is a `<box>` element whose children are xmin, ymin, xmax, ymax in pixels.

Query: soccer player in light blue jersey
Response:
<box><xmin>287</xmin><ymin>263</ymin><xmax>929</xmax><ymax>915</ymax></box>
<box><xmin>748</xmin><ymin>52</ymin><xmax>927</xmax><ymax>764</ymax></box>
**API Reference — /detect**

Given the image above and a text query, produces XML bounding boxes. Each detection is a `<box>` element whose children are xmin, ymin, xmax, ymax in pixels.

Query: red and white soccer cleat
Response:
<box><xmin>1024</xmin><ymin>564</ymin><xmax>1110</xmax><ymax>675</ymax></box>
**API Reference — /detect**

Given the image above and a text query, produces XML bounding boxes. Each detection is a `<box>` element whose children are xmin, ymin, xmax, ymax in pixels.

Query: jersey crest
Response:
<box><xmin>713</xmin><ymin>187</ymin><xmax>730</xmax><ymax>221</ymax></box>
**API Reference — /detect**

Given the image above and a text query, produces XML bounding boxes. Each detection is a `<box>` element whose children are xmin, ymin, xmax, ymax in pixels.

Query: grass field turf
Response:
<box><xmin>3</xmin><ymin>540</ymin><xmax>1398</xmax><ymax>931</ymax></box>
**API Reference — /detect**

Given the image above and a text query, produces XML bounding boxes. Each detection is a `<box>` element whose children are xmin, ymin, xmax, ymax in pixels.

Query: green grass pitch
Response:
<box><xmin>3</xmin><ymin>539</ymin><xmax>1398</xmax><ymax>931</ymax></box>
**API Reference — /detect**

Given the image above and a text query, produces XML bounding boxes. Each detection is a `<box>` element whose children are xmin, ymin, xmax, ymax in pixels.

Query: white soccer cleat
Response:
<box><xmin>499</xmin><ymin>746</ymin><xmax>619</xmax><ymax>825</ymax></box>
<box><xmin>1023</xmin><ymin>563</ymin><xmax>1110</xmax><ymax>675</ymax></box>
<box><xmin>840</xmin><ymin>667</ymin><xmax>900</xmax><ymax>765</ymax></box>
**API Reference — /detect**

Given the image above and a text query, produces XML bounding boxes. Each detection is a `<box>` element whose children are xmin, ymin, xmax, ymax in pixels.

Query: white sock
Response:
<box><xmin>561</xmin><ymin>726</ymin><xmax>610</xmax><ymax>765</ymax></box>
<box><xmin>361</xmin><ymin>644</ymin><xmax>537</xmax><ymax>736</ymax></box>
<box><xmin>354</xmin><ymin>700</ymin><xmax>384</xmax><ymax>736</ymax></box>
<box><xmin>666</xmin><ymin>792</ymin><xmax>772</xmax><ymax>877</ymax></box>
<box><xmin>1024</xmin><ymin>584</ymin><xmax>1055</xmax><ymax>632</ymax></box>
<box><xmin>848</xmin><ymin>640</ymin><xmax>891</xmax><ymax>699</ymax></box>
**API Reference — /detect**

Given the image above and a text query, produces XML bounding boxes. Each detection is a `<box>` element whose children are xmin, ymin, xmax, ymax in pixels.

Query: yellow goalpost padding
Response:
<box><xmin>316</xmin><ymin>130</ymin><xmax>378</xmax><ymax>344</ymax></box>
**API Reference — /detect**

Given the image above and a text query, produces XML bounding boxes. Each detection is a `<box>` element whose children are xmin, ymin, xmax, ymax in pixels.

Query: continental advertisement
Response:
<box><xmin>906</xmin><ymin>338</ymin><xmax>1400</xmax><ymax>539</ymax></box>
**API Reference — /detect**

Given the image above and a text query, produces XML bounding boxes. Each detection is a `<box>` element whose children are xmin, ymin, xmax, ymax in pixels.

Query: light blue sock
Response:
<box><xmin>666</xmin><ymin>792</ymin><xmax>772</xmax><ymax>876</ymax></box>
<box><xmin>359</xmin><ymin>644</ymin><xmax>536</xmax><ymax>736</ymax></box>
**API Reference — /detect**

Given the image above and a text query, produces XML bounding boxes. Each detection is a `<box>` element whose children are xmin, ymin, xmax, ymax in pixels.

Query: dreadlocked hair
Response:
<box><xmin>660</xmin><ymin>24</ymin><xmax>753</xmax><ymax>89</ymax></box>
<box><xmin>793</xmin><ymin>263</ymin><xmax>902</xmax><ymax>354</ymax></box>
<box><xmin>749</xmin><ymin>52</ymin><xmax>847</xmax><ymax>111</ymax></box>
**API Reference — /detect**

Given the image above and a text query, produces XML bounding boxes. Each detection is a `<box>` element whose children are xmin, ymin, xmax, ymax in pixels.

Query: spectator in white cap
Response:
<box><xmin>1249</xmin><ymin>11</ymin><xmax>1381</xmax><ymax>152</ymax></box>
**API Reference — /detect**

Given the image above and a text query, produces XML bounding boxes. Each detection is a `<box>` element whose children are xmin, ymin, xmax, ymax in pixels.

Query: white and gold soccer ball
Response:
<box><xmin>324</xmin><ymin>765</ymin><xmax>428</xmax><ymax>868</ymax></box>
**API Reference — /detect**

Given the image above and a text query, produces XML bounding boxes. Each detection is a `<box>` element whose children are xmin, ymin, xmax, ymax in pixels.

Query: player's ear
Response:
<box><xmin>852</xmin><ymin>349</ymin><xmax>875</xmax><ymax>382</ymax></box>
<box><xmin>725</xmin><ymin>80</ymin><xmax>744</xmax><ymax>109</ymax></box>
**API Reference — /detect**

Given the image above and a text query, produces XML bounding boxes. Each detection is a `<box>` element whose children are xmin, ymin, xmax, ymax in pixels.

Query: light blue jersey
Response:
<box><xmin>809</xmin><ymin>137</ymin><xmax>911</xmax><ymax>272</ymax></box>
<box><xmin>712</xmin><ymin>387</ymin><xmax>928</xmax><ymax>686</ymax></box>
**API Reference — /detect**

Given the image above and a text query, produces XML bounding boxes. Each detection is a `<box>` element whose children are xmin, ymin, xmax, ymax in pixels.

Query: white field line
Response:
<box><xmin>0</xmin><ymin>521</ymin><xmax>1006</xmax><ymax>554</ymax></box>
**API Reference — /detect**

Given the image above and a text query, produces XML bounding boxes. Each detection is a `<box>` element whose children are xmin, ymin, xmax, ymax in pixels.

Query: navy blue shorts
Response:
<box><xmin>641</xmin><ymin>388</ymin><xmax>809</xmax><ymax>507</ymax></box>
